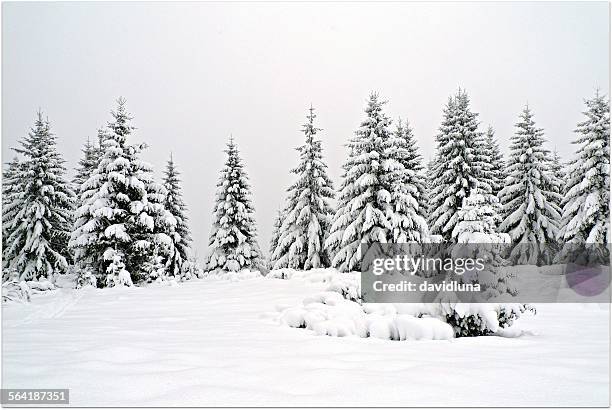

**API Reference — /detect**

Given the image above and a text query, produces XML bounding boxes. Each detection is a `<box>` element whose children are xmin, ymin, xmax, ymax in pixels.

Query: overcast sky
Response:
<box><xmin>2</xmin><ymin>1</ymin><xmax>609</xmax><ymax>259</ymax></box>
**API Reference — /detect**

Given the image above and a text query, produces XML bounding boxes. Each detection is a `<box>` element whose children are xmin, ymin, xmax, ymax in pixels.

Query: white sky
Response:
<box><xmin>2</xmin><ymin>2</ymin><xmax>609</xmax><ymax>259</ymax></box>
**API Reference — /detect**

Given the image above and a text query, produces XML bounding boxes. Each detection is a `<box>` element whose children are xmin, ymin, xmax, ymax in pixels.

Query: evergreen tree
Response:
<box><xmin>548</xmin><ymin>150</ymin><xmax>566</xmax><ymax>211</ymax></box>
<box><xmin>452</xmin><ymin>190</ymin><xmax>515</xmax><ymax>298</ymax></box>
<box><xmin>499</xmin><ymin>105</ymin><xmax>561</xmax><ymax>264</ymax></box>
<box><xmin>484</xmin><ymin>126</ymin><xmax>507</xmax><ymax>199</ymax></box>
<box><xmin>205</xmin><ymin>137</ymin><xmax>262</xmax><ymax>272</ymax></box>
<box><xmin>70</xmin><ymin>99</ymin><xmax>174</xmax><ymax>286</ymax></box>
<box><xmin>429</xmin><ymin>90</ymin><xmax>488</xmax><ymax>241</ymax></box>
<box><xmin>2</xmin><ymin>157</ymin><xmax>22</xmax><ymax>273</ymax></box>
<box><xmin>325</xmin><ymin>93</ymin><xmax>395</xmax><ymax>271</ymax></box>
<box><xmin>3</xmin><ymin>112</ymin><xmax>75</xmax><ymax>280</ymax></box>
<box><xmin>162</xmin><ymin>154</ymin><xmax>192</xmax><ymax>275</ymax></box>
<box><xmin>73</xmin><ymin>138</ymin><xmax>102</xmax><ymax>190</ymax></box>
<box><xmin>559</xmin><ymin>92</ymin><xmax>610</xmax><ymax>243</ymax></box>
<box><xmin>272</xmin><ymin>106</ymin><xmax>335</xmax><ymax>270</ymax></box>
<box><xmin>388</xmin><ymin>118</ymin><xmax>429</xmax><ymax>242</ymax></box>
<box><xmin>268</xmin><ymin>208</ymin><xmax>284</xmax><ymax>269</ymax></box>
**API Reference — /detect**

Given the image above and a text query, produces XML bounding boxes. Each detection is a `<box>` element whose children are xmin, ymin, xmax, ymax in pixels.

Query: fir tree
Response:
<box><xmin>388</xmin><ymin>118</ymin><xmax>429</xmax><ymax>242</ymax></box>
<box><xmin>452</xmin><ymin>190</ymin><xmax>515</xmax><ymax>298</ymax></box>
<box><xmin>272</xmin><ymin>106</ymin><xmax>335</xmax><ymax>270</ymax></box>
<box><xmin>163</xmin><ymin>154</ymin><xmax>192</xmax><ymax>275</ymax></box>
<box><xmin>559</xmin><ymin>92</ymin><xmax>610</xmax><ymax>243</ymax></box>
<box><xmin>70</xmin><ymin>98</ymin><xmax>174</xmax><ymax>285</ymax></box>
<box><xmin>205</xmin><ymin>137</ymin><xmax>263</xmax><ymax>272</ymax></box>
<box><xmin>73</xmin><ymin>137</ymin><xmax>103</xmax><ymax>190</ymax></box>
<box><xmin>268</xmin><ymin>208</ymin><xmax>284</xmax><ymax>269</ymax></box>
<box><xmin>2</xmin><ymin>157</ymin><xmax>22</xmax><ymax>273</ymax></box>
<box><xmin>325</xmin><ymin>93</ymin><xmax>395</xmax><ymax>271</ymax></box>
<box><xmin>548</xmin><ymin>150</ymin><xmax>566</xmax><ymax>211</ymax></box>
<box><xmin>428</xmin><ymin>90</ymin><xmax>488</xmax><ymax>241</ymax></box>
<box><xmin>484</xmin><ymin>126</ymin><xmax>507</xmax><ymax>199</ymax></box>
<box><xmin>499</xmin><ymin>105</ymin><xmax>561</xmax><ymax>264</ymax></box>
<box><xmin>3</xmin><ymin>112</ymin><xmax>75</xmax><ymax>280</ymax></box>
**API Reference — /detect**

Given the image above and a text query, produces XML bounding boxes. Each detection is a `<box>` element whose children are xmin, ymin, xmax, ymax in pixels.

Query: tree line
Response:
<box><xmin>2</xmin><ymin>89</ymin><xmax>609</xmax><ymax>287</ymax></box>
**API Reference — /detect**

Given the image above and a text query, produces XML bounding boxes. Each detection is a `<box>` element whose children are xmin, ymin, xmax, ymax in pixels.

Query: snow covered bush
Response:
<box><xmin>104</xmin><ymin>248</ymin><xmax>133</xmax><ymax>287</ymax></box>
<box><xmin>2</xmin><ymin>279</ymin><xmax>31</xmax><ymax>303</ymax></box>
<box><xmin>203</xmin><ymin>269</ymin><xmax>262</xmax><ymax>282</ymax></box>
<box><xmin>278</xmin><ymin>291</ymin><xmax>454</xmax><ymax>341</ymax></box>
<box><xmin>442</xmin><ymin>303</ymin><xmax>534</xmax><ymax>337</ymax></box>
<box><xmin>76</xmin><ymin>267</ymin><xmax>97</xmax><ymax>288</ymax></box>
<box><xmin>179</xmin><ymin>257</ymin><xmax>203</xmax><ymax>281</ymax></box>
<box><xmin>274</xmin><ymin>269</ymin><xmax>531</xmax><ymax>340</ymax></box>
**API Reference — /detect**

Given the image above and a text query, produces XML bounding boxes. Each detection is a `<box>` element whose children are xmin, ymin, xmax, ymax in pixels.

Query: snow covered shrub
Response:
<box><xmin>203</xmin><ymin>269</ymin><xmax>263</xmax><ymax>281</ymax></box>
<box><xmin>143</xmin><ymin>247</ymin><xmax>168</xmax><ymax>282</ymax></box>
<box><xmin>326</xmin><ymin>274</ymin><xmax>361</xmax><ymax>302</ymax></box>
<box><xmin>442</xmin><ymin>303</ymin><xmax>534</xmax><ymax>337</ymax></box>
<box><xmin>76</xmin><ymin>268</ymin><xmax>97</xmax><ymax>288</ymax></box>
<box><xmin>2</xmin><ymin>280</ymin><xmax>31</xmax><ymax>303</ymax></box>
<box><xmin>267</xmin><ymin>268</ymin><xmax>296</xmax><ymax>280</ymax></box>
<box><xmin>179</xmin><ymin>258</ymin><xmax>203</xmax><ymax>281</ymax></box>
<box><xmin>104</xmin><ymin>249</ymin><xmax>133</xmax><ymax>287</ymax></box>
<box><xmin>2</xmin><ymin>269</ymin><xmax>31</xmax><ymax>303</ymax></box>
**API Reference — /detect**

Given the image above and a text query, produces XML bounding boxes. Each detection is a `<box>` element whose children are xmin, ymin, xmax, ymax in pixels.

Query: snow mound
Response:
<box><xmin>268</xmin><ymin>268</ymin><xmax>361</xmax><ymax>301</ymax></box>
<box><xmin>203</xmin><ymin>269</ymin><xmax>263</xmax><ymax>282</ymax></box>
<box><xmin>279</xmin><ymin>291</ymin><xmax>453</xmax><ymax>341</ymax></box>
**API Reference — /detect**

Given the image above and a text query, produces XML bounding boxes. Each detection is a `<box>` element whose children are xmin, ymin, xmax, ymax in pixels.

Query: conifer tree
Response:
<box><xmin>70</xmin><ymin>99</ymin><xmax>174</xmax><ymax>285</ymax></box>
<box><xmin>268</xmin><ymin>208</ymin><xmax>284</xmax><ymax>269</ymax></box>
<box><xmin>325</xmin><ymin>93</ymin><xmax>395</xmax><ymax>271</ymax></box>
<box><xmin>3</xmin><ymin>112</ymin><xmax>75</xmax><ymax>280</ymax></box>
<box><xmin>559</xmin><ymin>92</ymin><xmax>610</xmax><ymax>243</ymax></box>
<box><xmin>499</xmin><ymin>105</ymin><xmax>561</xmax><ymax>264</ymax></box>
<box><xmin>162</xmin><ymin>154</ymin><xmax>192</xmax><ymax>275</ymax></box>
<box><xmin>73</xmin><ymin>138</ymin><xmax>102</xmax><ymax>190</ymax></box>
<box><xmin>388</xmin><ymin>119</ymin><xmax>429</xmax><ymax>242</ymax></box>
<box><xmin>429</xmin><ymin>90</ymin><xmax>487</xmax><ymax>241</ymax></box>
<box><xmin>548</xmin><ymin>150</ymin><xmax>566</xmax><ymax>211</ymax></box>
<box><xmin>272</xmin><ymin>106</ymin><xmax>335</xmax><ymax>270</ymax></box>
<box><xmin>484</xmin><ymin>126</ymin><xmax>507</xmax><ymax>199</ymax></box>
<box><xmin>2</xmin><ymin>157</ymin><xmax>22</xmax><ymax>274</ymax></box>
<box><xmin>452</xmin><ymin>190</ymin><xmax>515</xmax><ymax>298</ymax></box>
<box><xmin>205</xmin><ymin>137</ymin><xmax>262</xmax><ymax>272</ymax></box>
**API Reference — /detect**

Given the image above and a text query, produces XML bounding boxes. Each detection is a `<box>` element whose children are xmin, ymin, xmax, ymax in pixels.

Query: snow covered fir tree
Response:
<box><xmin>2</xmin><ymin>112</ymin><xmax>75</xmax><ymax>280</ymax></box>
<box><xmin>204</xmin><ymin>137</ymin><xmax>263</xmax><ymax>272</ymax></box>
<box><xmin>70</xmin><ymin>99</ymin><xmax>177</xmax><ymax>286</ymax></box>
<box><xmin>271</xmin><ymin>106</ymin><xmax>335</xmax><ymax>270</ymax></box>
<box><xmin>163</xmin><ymin>154</ymin><xmax>193</xmax><ymax>276</ymax></box>
<box><xmin>559</xmin><ymin>91</ymin><xmax>610</xmax><ymax>244</ymax></box>
<box><xmin>484</xmin><ymin>126</ymin><xmax>506</xmax><ymax>199</ymax></box>
<box><xmin>428</xmin><ymin>89</ymin><xmax>493</xmax><ymax>241</ymax></box>
<box><xmin>389</xmin><ymin>119</ymin><xmax>429</xmax><ymax>242</ymax></box>
<box><xmin>326</xmin><ymin>93</ymin><xmax>394</xmax><ymax>271</ymax></box>
<box><xmin>498</xmin><ymin>105</ymin><xmax>561</xmax><ymax>264</ymax></box>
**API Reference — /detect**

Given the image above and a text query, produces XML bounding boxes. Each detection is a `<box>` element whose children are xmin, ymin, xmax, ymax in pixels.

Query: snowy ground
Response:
<box><xmin>2</xmin><ymin>276</ymin><xmax>610</xmax><ymax>407</ymax></box>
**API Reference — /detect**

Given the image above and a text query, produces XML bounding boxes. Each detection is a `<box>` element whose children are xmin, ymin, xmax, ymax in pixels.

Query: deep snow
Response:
<box><xmin>2</xmin><ymin>276</ymin><xmax>610</xmax><ymax>407</ymax></box>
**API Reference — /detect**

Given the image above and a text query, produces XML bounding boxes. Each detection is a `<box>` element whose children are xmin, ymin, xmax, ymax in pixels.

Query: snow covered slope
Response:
<box><xmin>2</xmin><ymin>277</ymin><xmax>609</xmax><ymax>406</ymax></box>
